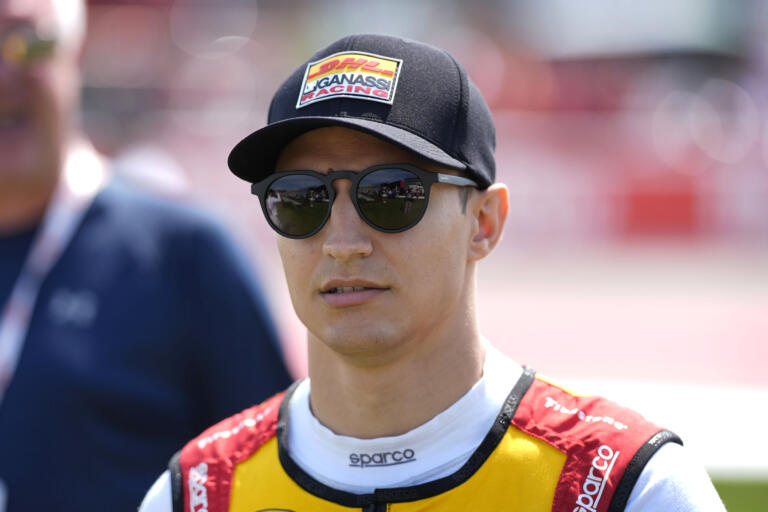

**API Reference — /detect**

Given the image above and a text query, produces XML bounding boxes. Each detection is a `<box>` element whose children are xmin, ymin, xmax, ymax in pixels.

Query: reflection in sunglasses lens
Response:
<box><xmin>358</xmin><ymin>169</ymin><xmax>426</xmax><ymax>231</ymax></box>
<box><xmin>267</xmin><ymin>175</ymin><xmax>330</xmax><ymax>236</ymax></box>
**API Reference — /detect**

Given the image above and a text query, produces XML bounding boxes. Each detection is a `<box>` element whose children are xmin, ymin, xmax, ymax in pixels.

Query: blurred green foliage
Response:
<box><xmin>713</xmin><ymin>479</ymin><xmax>768</xmax><ymax>511</ymax></box>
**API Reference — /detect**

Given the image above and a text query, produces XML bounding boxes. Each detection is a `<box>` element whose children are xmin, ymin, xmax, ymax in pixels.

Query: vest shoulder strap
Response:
<box><xmin>512</xmin><ymin>375</ymin><xmax>681</xmax><ymax>512</ymax></box>
<box><xmin>169</xmin><ymin>390</ymin><xmax>285</xmax><ymax>512</ymax></box>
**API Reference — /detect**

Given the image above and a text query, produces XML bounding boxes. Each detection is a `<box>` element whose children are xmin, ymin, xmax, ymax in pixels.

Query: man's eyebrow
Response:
<box><xmin>0</xmin><ymin>20</ymin><xmax>32</xmax><ymax>32</ymax></box>
<box><xmin>0</xmin><ymin>20</ymin><xmax>52</xmax><ymax>39</ymax></box>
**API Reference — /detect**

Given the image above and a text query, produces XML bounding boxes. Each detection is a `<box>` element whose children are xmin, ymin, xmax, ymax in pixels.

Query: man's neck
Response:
<box><xmin>0</xmin><ymin>138</ymin><xmax>90</xmax><ymax>235</ymax></box>
<box><xmin>307</xmin><ymin>295</ymin><xmax>485</xmax><ymax>439</ymax></box>
<box><xmin>0</xmin><ymin>180</ymin><xmax>57</xmax><ymax>235</ymax></box>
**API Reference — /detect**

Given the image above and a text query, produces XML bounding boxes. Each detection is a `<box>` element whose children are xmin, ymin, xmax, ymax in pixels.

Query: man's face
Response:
<box><xmin>275</xmin><ymin>127</ymin><xmax>477</xmax><ymax>363</ymax></box>
<box><xmin>0</xmin><ymin>0</ymin><xmax>80</xmax><ymax>190</ymax></box>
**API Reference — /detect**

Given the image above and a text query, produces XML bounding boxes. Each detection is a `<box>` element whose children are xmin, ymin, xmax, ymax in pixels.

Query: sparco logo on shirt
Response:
<box><xmin>349</xmin><ymin>449</ymin><xmax>416</xmax><ymax>468</ymax></box>
<box><xmin>573</xmin><ymin>444</ymin><xmax>619</xmax><ymax>512</ymax></box>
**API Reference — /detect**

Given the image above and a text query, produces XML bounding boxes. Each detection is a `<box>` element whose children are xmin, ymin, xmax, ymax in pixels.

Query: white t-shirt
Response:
<box><xmin>139</xmin><ymin>348</ymin><xmax>725</xmax><ymax>511</ymax></box>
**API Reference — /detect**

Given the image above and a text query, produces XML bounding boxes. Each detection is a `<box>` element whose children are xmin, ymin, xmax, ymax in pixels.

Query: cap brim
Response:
<box><xmin>228</xmin><ymin>116</ymin><xmax>467</xmax><ymax>183</ymax></box>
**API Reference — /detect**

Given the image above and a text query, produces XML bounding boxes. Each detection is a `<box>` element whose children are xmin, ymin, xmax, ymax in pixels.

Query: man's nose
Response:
<box><xmin>322</xmin><ymin>180</ymin><xmax>373</xmax><ymax>262</ymax></box>
<box><xmin>0</xmin><ymin>55</ymin><xmax>22</xmax><ymax>91</ymax></box>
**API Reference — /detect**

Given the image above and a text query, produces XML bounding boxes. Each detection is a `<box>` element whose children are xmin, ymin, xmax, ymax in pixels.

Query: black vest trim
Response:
<box><xmin>607</xmin><ymin>429</ymin><xmax>683</xmax><ymax>512</ymax></box>
<box><xmin>168</xmin><ymin>449</ymin><xmax>184</xmax><ymax>512</ymax></box>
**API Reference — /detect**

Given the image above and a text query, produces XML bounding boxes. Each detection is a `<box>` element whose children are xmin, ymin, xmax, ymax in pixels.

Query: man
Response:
<box><xmin>140</xmin><ymin>34</ymin><xmax>725</xmax><ymax>511</ymax></box>
<box><xmin>0</xmin><ymin>1</ymin><xmax>291</xmax><ymax>510</ymax></box>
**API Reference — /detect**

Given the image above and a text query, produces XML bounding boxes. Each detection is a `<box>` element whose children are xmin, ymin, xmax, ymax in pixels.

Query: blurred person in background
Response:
<box><xmin>0</xmin><ymin>0</ymin><xmax>291</xmax><ymax>510</ymax></box>
<box><xmin>140</xmin><ymin>34</ymin><xmax>725</xmax><ymax>512</ymax></box>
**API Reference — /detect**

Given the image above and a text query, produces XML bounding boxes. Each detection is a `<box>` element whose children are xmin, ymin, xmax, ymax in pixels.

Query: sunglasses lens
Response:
<box><xmin>357</xmin><ymin>168</ymin><xmax>427</xmax><ymax>231</ymax></box>
<box><xmin>265</xmin><ymin>175</ymin><xmax>330</xmax><ymax>237</ymax></box>
<box><xmin>1</xmin><ymin>31</ymin><xmax>56</xmax><ymax>66</ymax></box>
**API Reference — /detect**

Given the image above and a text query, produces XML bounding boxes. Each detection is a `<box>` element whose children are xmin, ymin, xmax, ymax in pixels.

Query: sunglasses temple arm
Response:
<box><xmin>437</xmin><ymin>174</ymin><xmax>479</xmax><ymax>188</ymax></box>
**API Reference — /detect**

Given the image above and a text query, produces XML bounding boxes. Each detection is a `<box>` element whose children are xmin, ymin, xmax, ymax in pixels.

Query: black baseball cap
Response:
<box><xmin>228</xmin><ymin>33</ymin><xmax>496</xmax><ymax>189</ymax></box>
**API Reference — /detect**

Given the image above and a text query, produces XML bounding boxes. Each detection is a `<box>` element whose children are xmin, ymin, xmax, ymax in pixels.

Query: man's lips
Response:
<box><xmin>319</xmin><ymin>280</ymin><xmax>389</xmax><ymax>307</ymax></box>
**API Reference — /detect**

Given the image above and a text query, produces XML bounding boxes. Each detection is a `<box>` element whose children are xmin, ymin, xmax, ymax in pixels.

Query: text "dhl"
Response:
<box><xmin>308</xmin><ymin>58</ymin><xmax>395</xmax><ymax>80</ymax></box>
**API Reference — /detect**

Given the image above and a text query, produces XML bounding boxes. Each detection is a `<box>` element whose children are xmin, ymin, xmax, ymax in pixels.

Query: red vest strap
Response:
<box><xmin>175</xmin><ymin>391</ymin><xmax>285</xmax><ymax>512</ymax></box>
<box><xmin>512</xmin><ymin>377</ymin><xmax>680</xmax><ymax>512</ymax></box>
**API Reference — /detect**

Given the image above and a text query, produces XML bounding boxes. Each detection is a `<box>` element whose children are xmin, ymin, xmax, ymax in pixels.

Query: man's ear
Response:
<box><xmin>468</xmin><ymin>184</ymin><xmax>509</xmax><ymax>261</ymax></box>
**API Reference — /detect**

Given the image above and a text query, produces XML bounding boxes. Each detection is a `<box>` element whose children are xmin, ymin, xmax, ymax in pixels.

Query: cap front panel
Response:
<box><xmin>297</xmin><ymin>51</ymin><xmax>403</xmax><ymax>109</ymax></box>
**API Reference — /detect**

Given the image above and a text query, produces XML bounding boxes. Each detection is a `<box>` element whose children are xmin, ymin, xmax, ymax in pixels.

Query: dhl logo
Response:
<box><xmin>306</xmin><ymin>52</ymin><xmax>399</xmax><ymax>81</ymax></box>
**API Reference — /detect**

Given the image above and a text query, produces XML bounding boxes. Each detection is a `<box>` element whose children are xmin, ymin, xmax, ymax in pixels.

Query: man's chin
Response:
<box><xmin>0</xmin><ymin>164</ymin><xmax>58</xmax><ymax>189</ymax></box>
<box><xmin>0</xmin><ymin>140</ymin><xmax>53</xmax><ymax>180</ymax></box>
<box><xmin>313</xmin><ymin>324</ymin><xmax>408</xmax><ymax>364</ymax></box>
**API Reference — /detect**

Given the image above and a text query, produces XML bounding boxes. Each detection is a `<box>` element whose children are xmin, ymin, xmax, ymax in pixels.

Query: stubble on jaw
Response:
<box><xmin>308</xmin><ymin>317</ymin><xmax>413</xmax><ymax>368</ymax></box>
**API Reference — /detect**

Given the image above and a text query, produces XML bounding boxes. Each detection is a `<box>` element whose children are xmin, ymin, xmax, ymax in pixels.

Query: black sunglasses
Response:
<box><xmin>251</xmin><ymin>164</ymin><xmax>479</xmax><ymax>238</ymax></box>
<box><xmin>0</xmin><ymin>27</ymin><xmax>56</xmax><ymax>67</ymax></box>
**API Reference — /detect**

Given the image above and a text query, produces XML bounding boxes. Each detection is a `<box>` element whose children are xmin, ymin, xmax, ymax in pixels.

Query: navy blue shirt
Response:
<box><xmin>0</xmin><ymin>179</ymin><xmax>292</xmax><ymax>511</ymax></box>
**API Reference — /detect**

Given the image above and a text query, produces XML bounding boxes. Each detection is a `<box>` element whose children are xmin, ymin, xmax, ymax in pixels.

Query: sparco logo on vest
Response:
<box><xmin>573</xmin><ymin>444</ymin><xmax>620</xmax><ymax>512</ymax></box>
<box><xmin>349</xmin><ymin>449</ymin><xmax>416</xmax><ymax>468</ymax></box>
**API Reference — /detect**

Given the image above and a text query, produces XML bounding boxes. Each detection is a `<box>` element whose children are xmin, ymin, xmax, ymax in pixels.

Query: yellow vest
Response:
<box><xmin>171</xmin><ymin>369</ymin><xmax>680</xmax><ymax>512</ymax></box>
